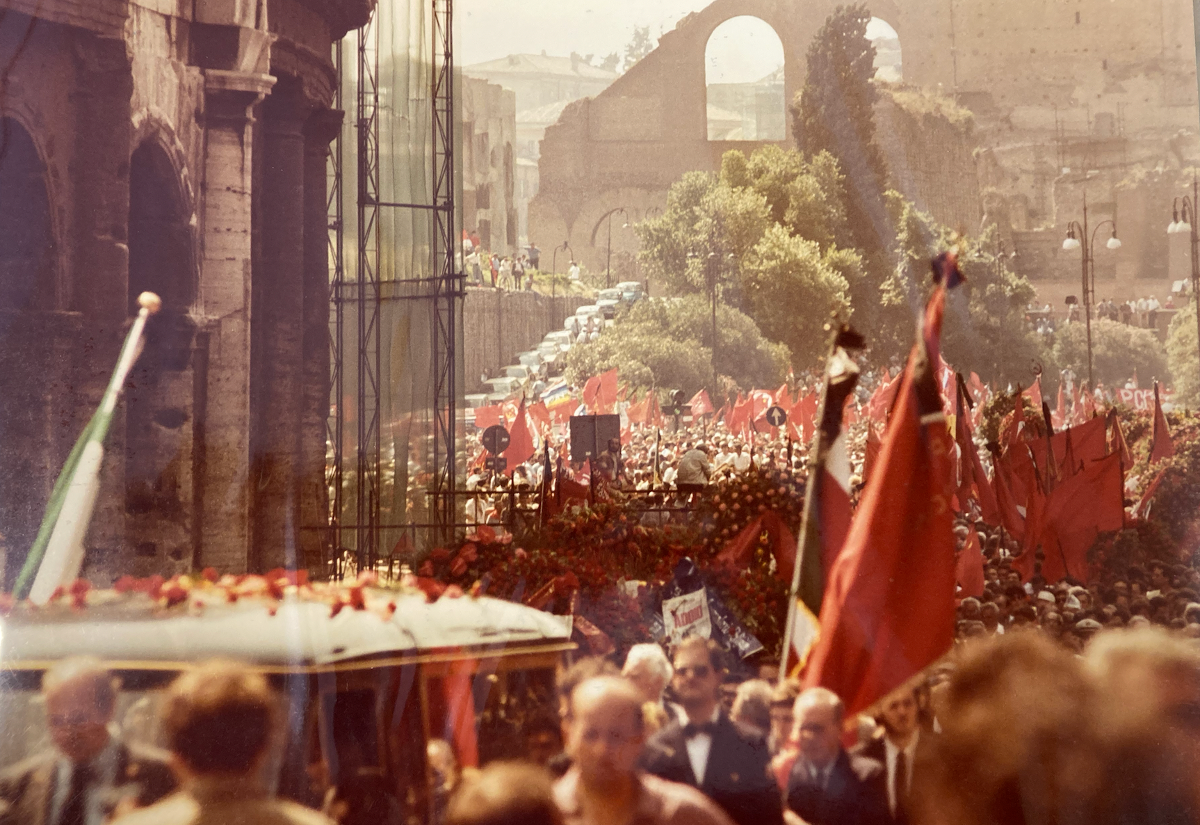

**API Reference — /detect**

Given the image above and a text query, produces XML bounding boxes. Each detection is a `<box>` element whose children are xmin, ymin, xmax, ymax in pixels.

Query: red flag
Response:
<box><xmin>862</xmin><ymin>423</ymin><xmax>882</xmax><ymax>485</ymax></box>
<box><xmin>792</xmin><ymin>393</ymin><xmax>819</xmax><ymax>442</ymax></box>
<box><xmin>1006</xmin><ymin>392</ymin><xmax>1027</xmax><ymax>448</ymax></box>
<box><xmin>626</xmin><ymin>392</ymin><xmax>648</xmax><ymax>425</ymax></box>
<box><xmin>1134</xmin><ymin>470</ymin><xmax>1167</xmax><ymax>520</ymax></box>
<box><xmin>715</xmin><ymin>400</ymin><xmax>730</xmax><ymax>425</ymax></box>
<box><xmin>867</xmin><ymin>374</ymin><xmax>900</xmax><ymax>424</ymax></box>
<box><xmin>1026</xmin><ymin>416</ymin><xmax>1107</xmax><ymax>478</ymax></box>
<box><xmin>750</xmin><ymin>389</ymin><xmax>775</xmax><ymax>433</ymax></box>
<box><xmin>1054</xmin><ymin>382</ymin><xmax>1066</xmax><ymax>431</ymax></box>
<box><xmin>527</xmin><ymin>401</ymin><xmax>551</xmax><ymax>436</ymax></box>
<box><xmin>956</xmin><ymin>526</ymin><xmax>985</xmax><ymax>598</ymax></box>
<box><xmin>1023</xmin><ymin>376</ymin><xmax>1043</xmax><ymax>414</ymax></box>
<box><xmin>647</xmin><ymin>392</ymin><xmax>663</xmax><ymax>428</ymax></box>
<box><xmin>1109</xmin><ymin>410</ymin><xmax>1132</xmax><ymax>469</ymax></box>
<box><xmin>689</xmin><ymin>389</ymin><xmax>714</xmax><ymax>417</ymax></box>
<box><xmin>1011</xmin><ymin>472</ymin><xmax>1045</xmax><ymax>582</ymax></box>
<box><xmin>775</xmin><ymin>382</ymin><xmax>793</xmax><ymax>410</ymax></box>
<box><xmin>990</xmin><ymin>447</ymin><xmax>1027</xmax><ymax>541</ymax></box>
<box><xmin>955</xmin><ymin>380</ymin><xmax>1000</xmax><ymax>525</ymax></box>
<box><xmin>1151</xmin><ymin>383</ymin><xmax>1174</xmax><ymax>465</ymax></box>
<box><xmin>473</xmin><ymin>405</ymin><xmax>503</xmax><ymax>432</ymax></box>
<box><xmin>550</xmin><ymin>399</ymin><xmax>579</xmax><ymax>425</ymax></box>
<box><xmin>501</xmin><ymin>400</ymin><xmax>535</xmax><ymax>474</ymax></box>
<box><xmin>717</xmin><ymin>512</ymin><xmax>797</xmax><ymax>584</ymax></box>
<box><xmin>728</xmin><ymin>393</ymin><xmax>751</xmax><ymax>437</ymax></box>
<box><xmin>805</xmin><ymin>258</ymin><xmax>959</xmax><ymax>714</ymax></box>
<box><xmin>582</xmin><ymin>375</ymin><xmax>601</xmax><ymax>411</ymax></box>
<box><xmin>598</xmin><ymin>369</ymin><xmax>619</xmax><ymax>414</ymax></box>
<box><xmin>1036</xmin><ymin>453</ymin><xmax>1125</xmax><ymax>583</ymax></box>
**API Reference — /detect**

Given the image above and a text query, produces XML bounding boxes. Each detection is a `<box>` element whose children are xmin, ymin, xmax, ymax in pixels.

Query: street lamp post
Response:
<box><xmin>605</xmin><ymin>207</ymin><xmax>628</xmax><ymax>289</ymax></box>
<box><xmin>1168</xmin><ymin>173</ymin><xmax>1200</xmax><ymax>388</ymax></box>
<box><xmin>1063</xmin><ymin>197</ymin><xmax>1121</xmax><ymax>388</ymax></box>
<box><xmin>551</xmin><ymin>240</ymin><xmax>573</xmax><ymax>299</ymax></box>
<box><xmin>688</xmin><ymin>248</ymin><xmax>734</xmax><ymax>392</ymax></box>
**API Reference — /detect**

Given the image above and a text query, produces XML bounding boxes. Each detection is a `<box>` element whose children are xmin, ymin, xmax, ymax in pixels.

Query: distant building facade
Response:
<box><xmin>462</xmin><ymin>77</ymin><xmax>518</xmax><ymax>254</ymax></box>
<box><xmin>465</xmin><ymin>53</ymin><xmax>618</xmax><ymax>245</ymax></box>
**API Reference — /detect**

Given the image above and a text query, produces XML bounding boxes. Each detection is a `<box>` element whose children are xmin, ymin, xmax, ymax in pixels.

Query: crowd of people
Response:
<box><xmin>1029</xmin><ymin>291</ymin><xmax>1176</xmax><ymax>336</ymax></box>
<box><xmin>22</xmin><ymin>628</ymin><xmax>1193</xmax><ymax>825</ymax></box>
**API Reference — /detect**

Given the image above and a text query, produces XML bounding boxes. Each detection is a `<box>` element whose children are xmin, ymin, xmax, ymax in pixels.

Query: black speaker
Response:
<box><xmin>569</xmin><ymin>414</ymin><xmax>621</xmax><ymax>462</ymax></box>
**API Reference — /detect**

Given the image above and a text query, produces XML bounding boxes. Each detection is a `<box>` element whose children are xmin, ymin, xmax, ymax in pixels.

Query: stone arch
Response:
<box><xmin>0</xmin><ymin>116</ymin><xmax>56</xmax><ymax>311</ymax></box>
<box><xmin>868</xmin><ymin>16</ymin><xmax>904</xmax><ymax>82</ymax></box>
<box><xmin>124</xmin><ymin>137</ymin><xmax>197</xmax><ymax>551</ymax></box>
<box><xmin>704</xmin><ymin>16</ymin><xmax>787</xmax><ymax>141</ymax></box>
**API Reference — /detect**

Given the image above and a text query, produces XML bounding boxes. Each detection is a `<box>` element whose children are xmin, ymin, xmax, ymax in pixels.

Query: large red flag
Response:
<box><xmin>598</xmin><ymin>369</ymin><xmax>619</xmax><ymax>414</ymax></box>
<box><xmin>581</xmin><ymin>375</ymin><xmax>601</xmax><ymax>412</ymax></box>
<box><xmin>1036</xmin><ymin>453</ymin><xmax>1125</xmax><ymax>583</ymax></box>
<box><xmin>1023</xmin><ymin>376</ymin><xmax>1043</xmax><ymax>415</ymax></box>
<box><xmin>689</xmin><ymin>389</ymin><xmax>714</xmax><ymax>417</ymax></box>
<box><xmin>626</xmin><ymin>392</ymin><xmax>648</xmax><ymax>425</ymax></box>
<box><xmin>473</xmin><ymin>405</ymin><xmax>503</xmax><ymax>432</ymax></box>
<box><xmin>1108</xmin><ymin>409</ymin><xmax>1132</xmax><ymax>469</ymax></box>
<box><xmin>1026</xmin><ymin>416</ymin><xmax>1107</xmax><ymax>477</ymax></box>
<box><xmin>955</xmin><ymin>379</ymin><xmax>1000</xmax><ymax>525</ymax></box>
<box><xmin>775</xmin><ymin>382</ymin><xmax>793</xmax><ymax>410</ymax></box>
<box><xmin>501</xmin><ymin>400</ymin><xmax>535</xmax><ymax>474</ymax></box>
<box><xmin>1151</xmin><ymin>383</ymin><xmax>1174</xmax><ymax>465</ymax></box>
<box><xmin>804</xmin><ymin>255</ymin><xmax>960</xmax><ymax>714</ymax></box>
<box><xmin>792</xmin><ymin>393</ymin><xmax>819</xmax><ymax>442</ymax></box>
<box><xmin>1053</xmin><ymin>382</ymin><xmax>1066</xmax><ymax>431</ymax></box>
<box><xmin>956</xmin><ymin>526</ymin><xmax>985</xmax><ymax>598</ymax></box>
<box><xmin>728</xmin><ymin>393</ymin><xmax>751</xmax><ymax>437</ymax></box>
<box><xmin>989</xmin><ymin>446</ymin><xmax>1027</xmax><ymax>542</ymax></box>
<box><xmin>527</xmin><ymin>401</ymin><xmax>552</xmax><ymax>436</ymax></box>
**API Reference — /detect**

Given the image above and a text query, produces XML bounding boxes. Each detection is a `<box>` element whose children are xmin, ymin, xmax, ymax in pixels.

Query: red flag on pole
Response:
<box><xmin>598</xmin><ymin>368</ymin><xmax>619</xmax><ymax>414</ymax></box>
<box><xmin>1109</xmin><ymin>409</ymin><xmax>1132</xmax><ymax>469</ymax></box>
<box><xmin>689</xmin><ymin>389</ymin><xmax>714</xmax><ymax>417</ymax></box>
<box><xmin>956</xmin><ymin>526</ymin><xmax>985</xmax><ymax>598</ymax></box>
<box><xmin>582</xmin><ymin>375</ymin><xmax>601</xmax><ymax>412</ymax></box>
<box><xmin>502</xmin><ymin>400</ymin><xmax>535</xmax><ymax>475</ymax></box>
<box><xmin>1150</xmin><ymin>382</ymin><xmax>1174</xmax><ymax>465</ymax></box>
<box><xmin>1036</xmin><ymin>452</ymin><xmax>1125</xmax><ymax>583</ymax></box>
<box><xmin>804</xmin><ymin>254</ymin><xmax>960</xmax><ymax>714</ymax></box>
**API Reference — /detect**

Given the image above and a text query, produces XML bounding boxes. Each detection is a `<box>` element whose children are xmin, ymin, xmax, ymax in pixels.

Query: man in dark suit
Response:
<box><xmin>786</xmin><ymin>688</ymin><xmax>888</xmax><ymax>825</ymax></box>
<box><xmin>0</xmin><ymin>657</ymin><xmax>175</xmax><ymax>825</ymax></box>
<box><xmin>641</xmin><ymin>637</ymin><xmax>782</xmax><ymax>825</ymax></box>
<box><xmin>852</xmin><ymin>687</ymin><xmax>930</xmax><ymax>825</ymax></box>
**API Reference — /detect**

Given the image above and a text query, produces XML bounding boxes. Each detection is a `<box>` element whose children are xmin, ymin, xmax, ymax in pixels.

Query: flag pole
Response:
<box><xmin>778</xmin><ymin>322</ymin><xmax>862</xmax><ymax>687</ymax></box>
<box><xmin>16</xmin><ymin>293</ymin><xmax>162</xmax><ymax>602</ymax></box>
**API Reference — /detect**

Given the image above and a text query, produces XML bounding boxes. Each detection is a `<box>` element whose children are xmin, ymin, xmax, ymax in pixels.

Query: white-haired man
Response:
<box><xmin>622</xmin><ymin>644</ymin><xmax>682</xmax><ymax>724</ymax></box>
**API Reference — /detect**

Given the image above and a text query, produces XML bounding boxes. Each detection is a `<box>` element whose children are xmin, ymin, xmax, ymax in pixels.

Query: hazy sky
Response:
<box><xmin>460</xmin><ymin>2</ymin><xmax>896</xmax><ymax>84</ymax></box>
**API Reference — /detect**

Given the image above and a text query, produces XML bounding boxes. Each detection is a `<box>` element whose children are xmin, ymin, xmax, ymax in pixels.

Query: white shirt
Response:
<box><xmin>883</xmin><ymin>732</ymin><xmax>919</xmax><ymax>815</ymax></box>
<box><xmin>50</xmin><ymin>735</ymin><xmax>121</xmax><ymax>825</ymax></box>
<box><xmin>680</xmin><ymin>707</ymin><xmax>720</xmax><ymax>786</ymax></box>
<box><xmin>732</xmin><ymin>452</ymin><xmax>751</xmax><ymax>472</ymax></box>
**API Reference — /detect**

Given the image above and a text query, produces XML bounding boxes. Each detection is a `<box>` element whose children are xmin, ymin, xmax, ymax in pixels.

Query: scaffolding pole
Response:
<box><xmin>355</xmin><ymin>14</ymin><xmax>382</xmax><ymax>571</ymax></box>
<box><xmin>431</xmin><ymin>0</ymin><xmax>462</xmax><ymax>543</ymax></box>
<box><xmin>326</xmin><ymin>39</ymin><xmax>345</xmax><ymax>574</ymax></box>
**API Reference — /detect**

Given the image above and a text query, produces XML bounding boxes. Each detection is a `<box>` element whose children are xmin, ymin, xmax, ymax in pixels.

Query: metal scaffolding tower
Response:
<box><xmin>325</xmin><ymin>0</ymin><xmax>461</xmax><ymax>574</ymax></box>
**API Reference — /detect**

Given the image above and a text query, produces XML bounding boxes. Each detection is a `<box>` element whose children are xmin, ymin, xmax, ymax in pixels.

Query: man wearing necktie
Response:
<box><xmin>785</xmin><ymin>688</ymin><xmax>888</xmax><ymax>825</ymax></box>
<box><xmin>0</xmin><ymin>658</ymin><xmax>175</xmax><ymax>825</ymax></box>
<box><xmin>641</xmin><ymin>637</ymin><xmax>782</xmax><ymax>825</ymax></box>
<box><xmin>852</xmin><ymin>688</ymin><xmax>928</xmax><ymax>825</ymax></box>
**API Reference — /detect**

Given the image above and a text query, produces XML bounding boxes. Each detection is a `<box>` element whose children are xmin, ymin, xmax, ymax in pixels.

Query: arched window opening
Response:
<box><xmin>868</xmin><ymin>18</ymin><xmax>903</xmax><ymax>82</ymax></box>
<box><xmin>705</xmin><ymin>16</ymin><xmax>786</xmax><ymax>141</ymax></box>
<box><xmin>0</xmin><ymin>118</ymin><xmax>54</xmax><ymax>310</ymax></box>
<box><xmin>126</xmin><ymin>141</ymin><xmax>195</xmax><ymax>524</ymax></box>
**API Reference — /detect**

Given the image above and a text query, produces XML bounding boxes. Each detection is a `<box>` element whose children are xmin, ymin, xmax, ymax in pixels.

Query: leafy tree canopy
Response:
<box><xmin>1167</xmin><ymin>302</ymin><xmax>1200</xmax><ymax>406</ymax></box>
<box><xmin>883</xmin><ymin>195</ymin><xmax>1042</xmax><ymax>383</ymax></box>
<box><xmin>1049</xmin><ymin>318</ymin><xmax>1170</xmax><ymax>392</ymax></box>
<box><xmin>564</xmin><ymin>296</ymin><xmax>790</xmax><ymax>397</ymax></box>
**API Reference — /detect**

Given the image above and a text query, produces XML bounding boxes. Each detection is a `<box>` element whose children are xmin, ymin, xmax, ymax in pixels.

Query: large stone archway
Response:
<box><xmin>0</xmin><ymin>116</ymin><xmax>58</xmax><ymax>587</ymax></box>
<box><xmin>529</xmin><ymin>0</ymin><xmax>933</xmax><ymax>278</ymax></box>
<box><xmin>124</xmin><ymin>138</ymin><xmax>199</xmax><ymax>572</ymax></box>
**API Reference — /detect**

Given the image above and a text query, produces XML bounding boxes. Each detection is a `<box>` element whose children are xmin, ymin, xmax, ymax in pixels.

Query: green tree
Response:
<box><xmin>1050</xmin><ymin>318</ymin><xmax>1170</xmax><ymax>391</ymax></box>
<box><xmin>740</xmin><ymin>225</ymin><xmax>852</xmax><ymax>368</ymax></box>
<box><xmin>564</xmin><ymin>296</ymin><xmax>790</xmax><ymax>396</ymax></box>
<box><xmin>623</xmin><ymin>25</ymin><xmax>654</xmax><ymax>72</ymax></box>
<box><xmin>792</xmin><ymin>5</ymin><xmax>892</xmax><ymax>287</ymax></box>
<box><xmin>883</xmin><ymin>196</ymin><xmax>1043</xmax><ymax>383</ymax></box>
<box><xmin>1167</xmin><ymin>303</ymin><xmax>1200</xmax><ymax>405</ymax></box>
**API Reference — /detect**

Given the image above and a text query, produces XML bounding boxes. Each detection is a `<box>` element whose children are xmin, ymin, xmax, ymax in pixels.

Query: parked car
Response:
<box><xmin>464</xmin><ymin>392</ymin><xmax>489</xmax><ymax>409</ymax></box>
<box><xmin>596</xmin><ymin>288</ymin><xmax>621</xmax><ymax>318</ymax></box>
<box><xmin>617</xmin><ymin>280</ymin><xmax>645</xmax><ymax>304</ymax></box>
<box><xmin>544</xmin><ymin>330</ymin><xmax>573</xmax><ymax>353</ymax></box>
<box><xmin>504</xmin><ymin>364</ymin><xmax>534</xmax><ymax>386</ymax></box>
<box><xmin>483</xmin><ymin>376</ymin><xmax>522</xmax><ymax>403</ymax></box>
<box><xmin>516</xmin><ymin>350</ymin><xmax>546</xmax><ymax>379</ymax></box>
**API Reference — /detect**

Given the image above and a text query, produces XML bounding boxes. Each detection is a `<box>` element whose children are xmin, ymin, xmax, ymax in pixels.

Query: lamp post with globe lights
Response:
<box><xmin>1168</xmin><ymin>173</ymin><xmax>1200</xmax><ymax>387</ymax></box>
<box><xmin>1063</xmin><ymin>198</ymin><xmax>1121</xmax><ymax>388</ymax></box>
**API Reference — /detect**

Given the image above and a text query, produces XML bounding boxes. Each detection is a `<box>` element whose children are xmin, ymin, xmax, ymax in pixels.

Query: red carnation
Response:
<box><xmin>202</xmin><ymin>567</ymin><xmax>219</xmax><ymax>583</ymax></box>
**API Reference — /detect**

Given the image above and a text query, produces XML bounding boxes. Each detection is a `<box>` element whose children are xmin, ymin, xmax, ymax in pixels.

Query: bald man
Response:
<box><xmin>785</xmin><ymin>688</ymin><xmax>888</xmax><ymax>825</ymax></box>
<box><xmin>0</xmin><ymin>657</ymin><xmax>174</xmax><ymax>825</ymax></box>
<box><xmin>553</xmin><ymin>677</ymin><xmax>734</xmax><ymax>825</ymax></box>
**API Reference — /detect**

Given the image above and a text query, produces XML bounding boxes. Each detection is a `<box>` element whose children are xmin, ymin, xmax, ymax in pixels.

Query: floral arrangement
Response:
<box><xmin>419</xmin><ymin>468</ymin><xmax>807</xmax><ymax>660</ymax></box>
